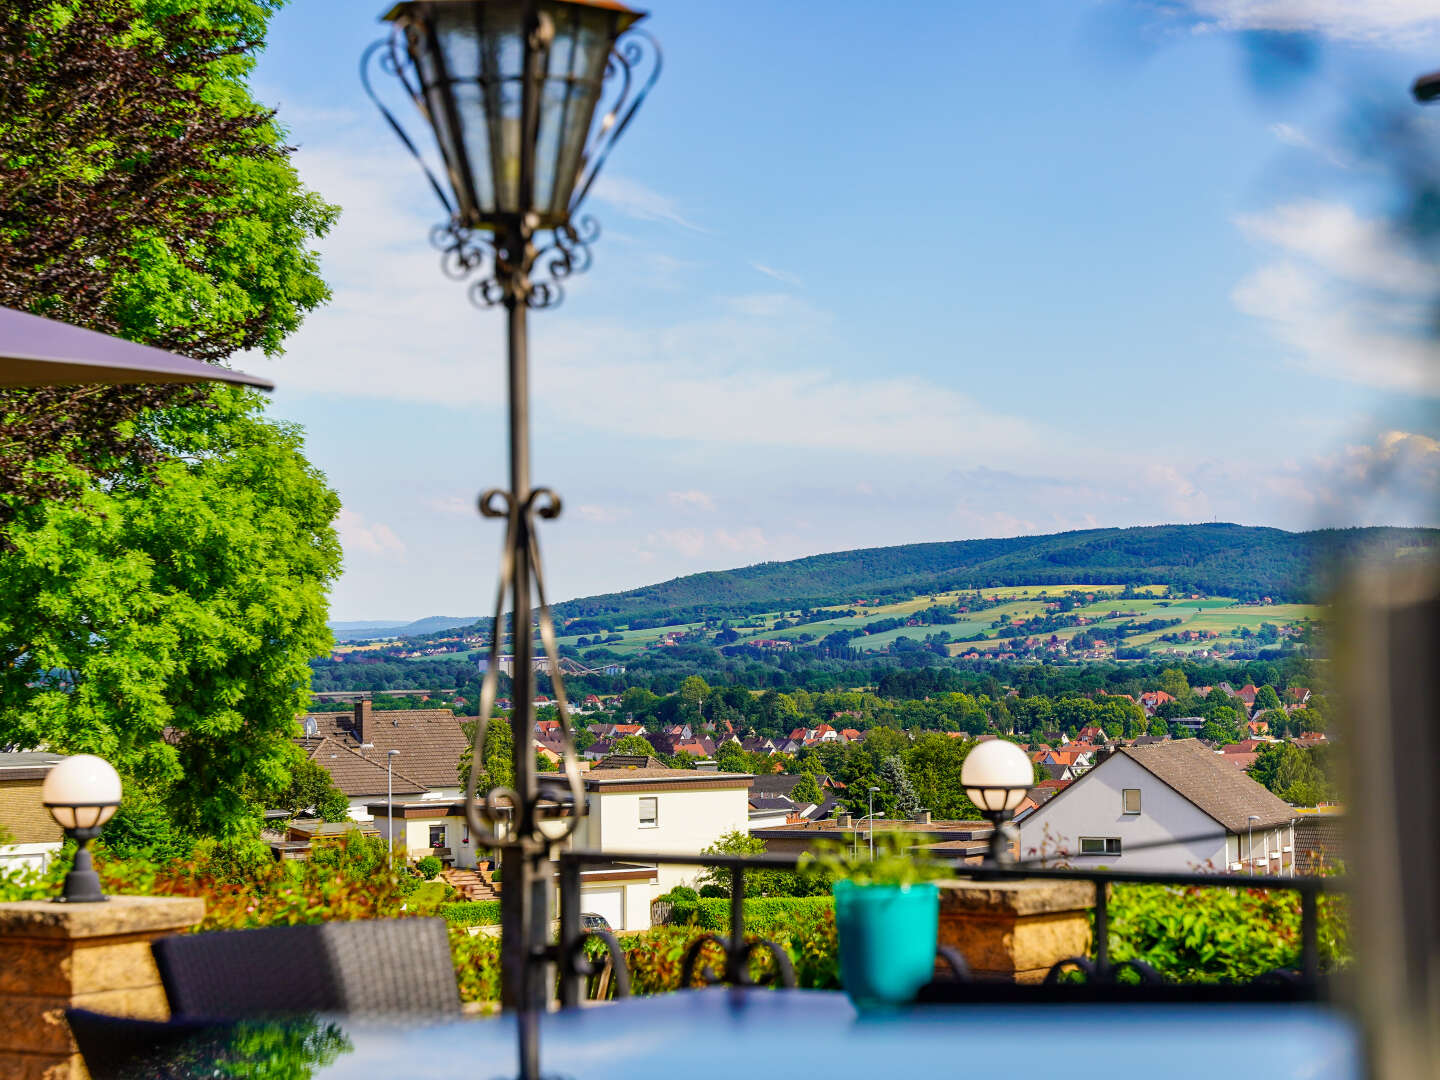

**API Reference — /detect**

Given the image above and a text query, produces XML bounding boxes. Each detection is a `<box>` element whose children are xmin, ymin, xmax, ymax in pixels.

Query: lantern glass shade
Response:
<box><xmin>961</xmin><ymin>740</ymin><xmax>1033</xmax><ymax>815</ymax></box>
<box><xmin>41</xmin><ymin>754</ymin><xmax>122</xmax><ymax>831</ymax></box>
<box><xmin>388</xmin><ymin>0</ymin><xmax>644</xmax><ymax>229</ymax></box>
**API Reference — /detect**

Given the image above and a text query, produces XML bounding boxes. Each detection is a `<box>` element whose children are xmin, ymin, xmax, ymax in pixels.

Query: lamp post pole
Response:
<box><xmin>364</xmin><ymin>6</ymin><xmax>660</xmax><ymax>1075</ymax></box>
<box><xmin>387</xmin><ymin>749</ymin><xmax>400</xmax><ymax>868</ymax></box>
<box><xmin>868</xmin><ymin>786</ymin><xmax>879</xmax><ymax>861</ymax></box>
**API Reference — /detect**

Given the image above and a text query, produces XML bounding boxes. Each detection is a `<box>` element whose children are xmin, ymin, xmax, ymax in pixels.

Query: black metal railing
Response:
<box><xmin>552</xmin><ymin>847</ymin><xmax>1344</xmax><ymax>1005</ymax></box>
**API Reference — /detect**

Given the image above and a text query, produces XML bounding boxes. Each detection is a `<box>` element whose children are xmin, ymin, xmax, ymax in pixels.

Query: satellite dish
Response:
<box><xmin>303</xmin><ymin>716</ymin><xmax>319</xmax><ymax>737</ymax></box>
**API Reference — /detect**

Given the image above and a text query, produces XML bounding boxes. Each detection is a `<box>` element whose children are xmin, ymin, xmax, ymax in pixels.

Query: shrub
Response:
<box><xmin>658</xmin><ymin>885</ymin><xmax>698</xmax><ymax>904</ymax></box>
<box><xmin>438</xmin><ymin>900</ymin><xmax>502</xmax><ymax>927</ymax></box>
<box><xmin>416</xmin><ymin>856</ymin><xmax>442</xmax><ymax>880</ymax></box>
<box><xmin>1104</xmin><ymin>883</ymin><xmax>1350</xmax><ymax>981</ymax></box>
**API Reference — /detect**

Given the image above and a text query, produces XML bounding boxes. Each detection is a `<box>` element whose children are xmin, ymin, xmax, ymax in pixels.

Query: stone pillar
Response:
<box><xmin>935</xmin><ymin>878</ymin><xmax>1093</xmax><ymax>984</ymax></box>
<box><xmin>0</xmin><ymin>896</ymin><xmax>204</xmax><ymax>1080</ymax></box>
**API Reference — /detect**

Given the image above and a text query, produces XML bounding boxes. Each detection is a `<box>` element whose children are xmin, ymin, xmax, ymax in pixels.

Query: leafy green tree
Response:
<box><xmin>715</xmin><ymin>740</ymin><xmax>749</xmax><ymax>774</ymax></box>
<box><xmin>278</xmin><ymin>758</ymin><xmax>351</xmax><ymax>823</ymax></box>
<box><xmin>611</xmin><ymin>733</ymin><xmax>660</xmax><ymax>758</ymax></box>
<box><xmin>0</xmin><ymin>0</ymin><xmax>336</xmax><ymax>506</ymax></box>
<box><xmin>878</xmin><ymin>754</ymin><xmax>920</xmax><ymax>816</ymax></box>
<box><xmin>790</xmin><ymin>770</ymin><xmax>822</xmax><ymax>806</ymax></box>
<box><xmin>678</xmin><ymin>675</ymin><xmax>710</xmax><ymax>719</ymax></box>
<box><xmin>1147</xmin><ymin>717</ymin><xmax>1170</xmax><ymax>737</ymax></box>
<box><xmin>1158</xmin><ymin>668</ymin><xmax>1190</xmax><ymax>701</ymax></box>
<box><xmin>1254</xmin><ymin>685</ymin><xmax>1283</xmax><ymax>713</ymax></box>
<box><xmin>460</xmin><ymin>716</ymin><xmax>515</xmax><ymax>791</ymax></box>
<box><xmin>0</xmin><ymin>390</ymin><xmax>340</xmax><ymax>840</ymax></box>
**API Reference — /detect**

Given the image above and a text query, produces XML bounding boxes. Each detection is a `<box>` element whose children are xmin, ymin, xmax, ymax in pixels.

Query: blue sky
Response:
<box><xmin>243</xmin><ymin>1</ymin><xmax>1440</xmax><ymax>620</ymax></box>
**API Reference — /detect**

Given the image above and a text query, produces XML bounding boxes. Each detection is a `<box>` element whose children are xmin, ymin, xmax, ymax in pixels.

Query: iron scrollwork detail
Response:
<box><xmin>558</xmin><ymin>930</ymin><xmax>632</xmax><ymax>999</ymax></box>
<box><xmin>680</xmin><ymin>934</ymin><xmax>797</xmax><ymax>990</ymax></box>
<box><xmin>463</xmin><ymin>485</ymin><xmax>586</xmax><ymax>857</ymax></box>
<box><xmin>426</xmin><ymin>216</ymin><xmax>600</xmax><ymax>311</ymax></box>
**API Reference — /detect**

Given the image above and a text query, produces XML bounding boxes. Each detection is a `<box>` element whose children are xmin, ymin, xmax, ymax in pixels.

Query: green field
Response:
<box><xmin>552</xmin><ymin>582</ymin><xmax>1316</xmax><ymax>664</ymax></box>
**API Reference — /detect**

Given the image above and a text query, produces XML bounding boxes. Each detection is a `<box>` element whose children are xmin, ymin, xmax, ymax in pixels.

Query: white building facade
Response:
<box><xmin>1018</xmin><ymin>741</ymin><xmax>1297</xmax><ymax>875</ymax></box>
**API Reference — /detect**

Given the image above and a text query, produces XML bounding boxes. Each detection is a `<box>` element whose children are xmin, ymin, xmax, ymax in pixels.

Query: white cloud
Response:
<box><xmin>750</xmin><ymin>262</ymin><xmax>803</xmax><ymax>287</ymax></box>
<box><xmin>248</xmin><ymin>139</ymin><xmax>1046</xmax><ymax>460</ymax></box>
<box><xmin>1268</xmin><ymin>123</ymin><xmax>1354</xmax><ymax>169</ymax></box>
<box><xmin>421</xmin><ymin>494</ymin><xmax>472</xmax><ymax>516</ymax></box>
<box><xmin>575</xmin><ymin>504</ymin><xmax>629</xmax><ymax>524</ymax></box>
<box><xmin>646</xmin><ymin>528</ymin><xmax>707</xmax><ymax>558</ymax></box>
<box><xmin>1181</xmin><ymin>1</ymin><xmax>1440</xmax><ymax>43</ymax></box>
<box><xmin>1234</xmin><ymin>201</ymin><xmax>1430</xmax><ymax>293</ymax></box>
<box><xmin>1231</xmin><ymin>200</ymin><xmax>1440</xmax><ymax>394</ymax></box>
<box><xmin>337</xmin><ymin>509</ymin><xmax>407</xmax><ymax>559</ymax></box>
<box><xmin>714</xmin><ymin>527</ymin><xmax>768</xmax><ymax>553</ymax></box>
<box><xmin>589</xmin><ymin>174</ymin><xmax>707</xmax><ymax>232</ymax></box>
<box><xmin>666</xmin><ymin>490</ymin><xmax>717</xmax><ymax>512</ymax></box>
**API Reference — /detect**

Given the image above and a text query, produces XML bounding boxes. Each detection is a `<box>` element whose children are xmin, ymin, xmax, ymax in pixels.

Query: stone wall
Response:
<box><xmin>0</xmin><ymin>896</ymin><xmax>204</xmax><ymax>1080</ymax></box>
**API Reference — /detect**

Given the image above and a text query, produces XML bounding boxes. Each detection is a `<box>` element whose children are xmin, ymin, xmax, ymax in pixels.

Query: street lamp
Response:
<box><xmin>41</xmin><ymin>755</ymin><xmax>122</xmax><ymax>903</ymax></box>
<box><xmin>961</xmin><ymin>740</ymin><xmax>1034</xmax><ymax>866</ymax></box>
<box><xmin>388</xmin><ymin>749</ymin><xmax>401</xmax><ymax>868</ymax></box>
<box><xmin>867</xmin><ymin>786</ymin><xmax>880</xmax><ymax>861</ymax></box>
<box><xmin>363</xmin><ymin>4</ymin><xmax>660</xmax><ymax>1072</ymax></box>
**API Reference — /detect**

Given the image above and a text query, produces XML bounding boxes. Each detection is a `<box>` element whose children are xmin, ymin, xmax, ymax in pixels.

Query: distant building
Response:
<box><xmin>0</xmin><ymin>752</ymin><xmax>65</xmax><ymax>874</ymax></box>
<box><xmin>1018</xmin><ymin>740</ymin><xmax>1297</xmax><ymax>874</ymax></box>
<box><xmin>298</xmin><ymin>700</ymin><xmax>468</xmax><ymax>824</ymax></box>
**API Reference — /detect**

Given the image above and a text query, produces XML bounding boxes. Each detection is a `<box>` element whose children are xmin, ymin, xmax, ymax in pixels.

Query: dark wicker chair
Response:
<box><xmin>152</xmin><ymin>916</ymin><xmax>461</xmax><ymax>1019</ymax></box>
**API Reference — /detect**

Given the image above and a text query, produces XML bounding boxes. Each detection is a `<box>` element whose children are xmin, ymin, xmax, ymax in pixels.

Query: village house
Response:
<box><xmin>299</xmin><ymin>700</ymin><xmax>468</xmax><ymax>822</ymax></box>
<box><xmin>1018</xmin><ymin>740</ymin><xmax>1298</xmax><ymax>874</ymax></box>
<box><xmin>0</xmin><ymin>751</ymin><xmax>64</xmax><ymax>874</ymax></box>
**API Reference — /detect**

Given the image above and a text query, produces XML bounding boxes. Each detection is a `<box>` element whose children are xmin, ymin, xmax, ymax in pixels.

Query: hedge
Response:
<box><xmin>438</xmin><ymin>900</ymin><xmax>503</xmax><ymax>927</ymax></box>
<box><xmin>663</xmin><ymin>896</ymin><xmax>835</xmax><ymax>934</ymax></box>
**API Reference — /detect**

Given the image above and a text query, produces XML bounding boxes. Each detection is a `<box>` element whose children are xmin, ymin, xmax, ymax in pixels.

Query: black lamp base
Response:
<box><xmin>52</xmin><ymin>828</ymin><xmax>108</xmax><ymax>903</ymax></box>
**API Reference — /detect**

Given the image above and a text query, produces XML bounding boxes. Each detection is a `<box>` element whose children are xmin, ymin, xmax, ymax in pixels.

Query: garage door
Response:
<box><xmin>582</xmin><ymin>887</ymin><xmax>625</xmax><ymax>932</ymax></box>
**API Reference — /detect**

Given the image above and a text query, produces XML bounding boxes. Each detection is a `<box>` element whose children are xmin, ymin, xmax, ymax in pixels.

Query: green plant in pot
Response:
<box><xmin>801</xmin><ymin>833</ymin><xmax>947</xmax><ymax>1009</ymax></box>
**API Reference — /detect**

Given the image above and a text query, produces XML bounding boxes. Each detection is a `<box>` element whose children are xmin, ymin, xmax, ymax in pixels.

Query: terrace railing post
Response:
<box><xmin>1094</xmin><ymin>878</ymin><xmax>1110</xmax><ymax>977</ymax></box>
<box><xmin>558</xmin><ymin>856</ymin><xmax>582</xmax><ymax>1009</ymax></box>
<box><xmin>729</xmin><ymin>865</ymin><xmax>747</xmax><ymax>984</ymax></box>
<box><xmin>1300</xmin><ymin>884</ymin><xmax>1319</xmax><ymax>983</ymax></box>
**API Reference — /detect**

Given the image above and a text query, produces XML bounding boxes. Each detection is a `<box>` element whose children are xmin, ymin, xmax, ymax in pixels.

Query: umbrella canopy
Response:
<box><xmin>0</xmin><ymin>307</ymin><xmax>274</xmax><ymax>390</ymax></box>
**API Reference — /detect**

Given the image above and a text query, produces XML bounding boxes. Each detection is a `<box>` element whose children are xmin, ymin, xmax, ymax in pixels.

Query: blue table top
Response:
<box><xmin>121</xmin><ymin>990</ymin><xmax>1362</xmax><ymax>1080</ymax></box>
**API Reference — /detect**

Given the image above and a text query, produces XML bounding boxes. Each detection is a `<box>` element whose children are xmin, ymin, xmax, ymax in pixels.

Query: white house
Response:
<box><xmin>373</xmin><ymin>766</ymin><xmax>754</xmax><ymax>933</ymax></box>
<box><xmin>560</xmin><ymin>766</ymin><xmax>753</xmax><ymax>931</ymax></box>
<box><xmin>1018</xmin><ymin>740</ymin><xmax>1298</xmax><ymax>874</ymax></box>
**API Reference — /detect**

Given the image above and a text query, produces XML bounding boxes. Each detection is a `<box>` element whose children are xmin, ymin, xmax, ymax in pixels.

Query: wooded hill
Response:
<box><xmin>551</xmin><ymin>524</ymin><xmax>1437</xmax><ymax>629</ymax></box>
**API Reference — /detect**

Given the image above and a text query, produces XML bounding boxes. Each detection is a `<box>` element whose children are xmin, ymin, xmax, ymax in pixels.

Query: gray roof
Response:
<box><xmin>1119</xmin><ymin>740</ymin><xmax>1296</xmax><ymax>832</ymax></box>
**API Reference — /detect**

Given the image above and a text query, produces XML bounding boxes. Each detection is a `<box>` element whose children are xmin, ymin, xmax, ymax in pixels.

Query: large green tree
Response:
<box><xmin>0</xmin><ymin>0</ymin><xmax>340</xmax><ymax>840</ymax></box>
<box><xmin>0</xmin><ymin>0</ymin><xmax>336</xmax><ymax>506</ymax></box>
<box><xmin>0</xmin><ymin>389</ymin><xmax>341</xmax><ymax>838</ymax></box>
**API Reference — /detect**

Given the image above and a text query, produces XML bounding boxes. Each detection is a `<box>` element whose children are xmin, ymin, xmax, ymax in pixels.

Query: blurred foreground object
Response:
<box><xmin>0</xmin><ymin>307</ymin><xmax>273</xmax><ymax>390</ymax></box>
<box><xmin>41</xmin><ymin>755</ymin><xmax>122</xmax><ymax>903</ymax></box>
<box><xmin>1335</xmin><ymin>562</ymin><xmax>1439</xmax><ymax>1079</ymax></box>
<box><xmin>1412</xmin><ymin>70</ymin><xmax>1440</xmax><ymax>103</ymax></box>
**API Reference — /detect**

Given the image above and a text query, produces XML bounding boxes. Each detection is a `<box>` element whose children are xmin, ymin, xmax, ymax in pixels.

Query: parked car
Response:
<box><xmin>581</xmin><ymin>912</ymin><xmax>612</xmax><ymax>932</ymax></box>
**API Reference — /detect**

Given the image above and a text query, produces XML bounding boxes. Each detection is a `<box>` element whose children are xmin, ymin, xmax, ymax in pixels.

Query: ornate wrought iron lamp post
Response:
<box><xmin>363</xmin><ymin>3</ymin><xmax>658</xmax><ymax>1076</ymax></box>
<box><xmin>961</xmin><ymin>739</ymin><xmax>1033</xmax><ymax>866</ymax></box>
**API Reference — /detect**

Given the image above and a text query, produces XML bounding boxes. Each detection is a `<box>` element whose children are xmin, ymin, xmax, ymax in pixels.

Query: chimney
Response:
<box><xmin>911</xmin><ymin>809</ymin><xmax>932</xmax><ymax>825</ymax></box>
<box><xmin>835</xmin><ymin>812</ymin><xmax>852</xmax><ymax>829</ymax></box>
<box><xmin>354</xmin><ymin>699</ymin><xmax>372</xmax><ymax>742</ymax></box>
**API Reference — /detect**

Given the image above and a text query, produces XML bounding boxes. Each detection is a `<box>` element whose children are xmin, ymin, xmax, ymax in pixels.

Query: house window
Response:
<box><xmin>638</xmin><ymin>797</ymin><xmax>658</xmax><ymax>828</ymax></box>
<box><xmin>429</xmin><ymin>825</ymin><xmax>446</xmax><ymax>848</ymax></box>
<box><xmin>1080</xmin><ymin>836</ymin><xmax>1121</xmax><ymax>855</ymax></box>
<box><xmin>1122</xmin><ymin>788</ymin><xmax>1141</xmax><ymax>814</ymax></box>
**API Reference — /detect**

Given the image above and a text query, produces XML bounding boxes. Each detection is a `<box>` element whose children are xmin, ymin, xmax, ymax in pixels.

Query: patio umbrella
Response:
<box><xmin>0</xmin><ymin>306</ymin><xmax>274</xmax><ymax>390</ymax></box>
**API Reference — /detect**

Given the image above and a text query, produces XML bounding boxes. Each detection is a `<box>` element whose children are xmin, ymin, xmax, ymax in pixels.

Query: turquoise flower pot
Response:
<box><xmin>833</xmin><ymin>880</ymin><xmax>939</xmax><ymax>1009</ymax></box>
